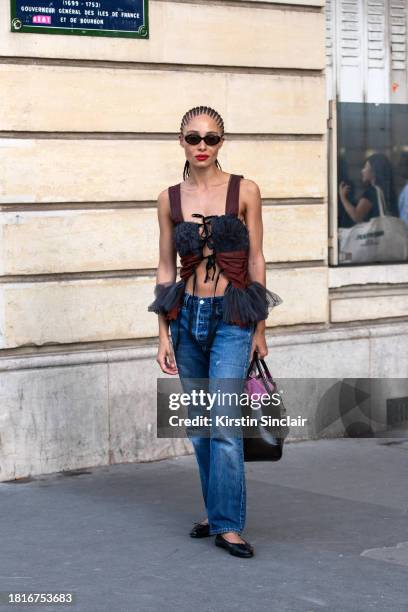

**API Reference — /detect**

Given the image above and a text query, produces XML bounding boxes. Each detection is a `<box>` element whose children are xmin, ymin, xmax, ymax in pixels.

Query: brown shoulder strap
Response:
<box><xmin>168</xmin><ymin>183</ymin><xmax>183</xmax><ymax>224</ymax></box>
<box><xmin>225</xmin><ymin>174</ymin><xmax>244</xmax><ymax>216</ymax></box>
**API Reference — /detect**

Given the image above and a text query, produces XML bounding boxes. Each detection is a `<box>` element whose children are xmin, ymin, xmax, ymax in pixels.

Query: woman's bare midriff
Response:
<box><xmin>185</xmin><ymin>259</ymin><xmax>229</xmax><ymax>297</ymax></box>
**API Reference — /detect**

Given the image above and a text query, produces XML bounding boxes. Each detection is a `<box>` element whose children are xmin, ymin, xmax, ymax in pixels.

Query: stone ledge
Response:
<box><xmin>0</xmin><ymin>319</ymin><xmax>407</xmax><ymax>371</ymax></box>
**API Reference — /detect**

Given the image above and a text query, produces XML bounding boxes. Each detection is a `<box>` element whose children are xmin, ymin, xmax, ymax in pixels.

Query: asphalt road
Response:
<box><xmin>1</xmin><ymin>435</ymin><xmax>407</xmax><ymax>612</ymax></box>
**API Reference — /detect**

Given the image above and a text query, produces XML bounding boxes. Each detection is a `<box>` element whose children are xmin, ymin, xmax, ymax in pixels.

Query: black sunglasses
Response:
<box><xmin>183</xmin><ymin>133</ymin><xmax>222</xmax><ymax>146</ymax></box>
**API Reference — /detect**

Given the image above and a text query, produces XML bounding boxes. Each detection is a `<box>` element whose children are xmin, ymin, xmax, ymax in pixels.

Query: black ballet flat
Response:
<box><xmin>189</xmin><ymin>521</ymin><xmax>211</xmax><ymax>538</ymax></box>
<box><xmin>214</xmin><ymin>533</ymin><xmax>254</xmax><ymax>557</ymax></box>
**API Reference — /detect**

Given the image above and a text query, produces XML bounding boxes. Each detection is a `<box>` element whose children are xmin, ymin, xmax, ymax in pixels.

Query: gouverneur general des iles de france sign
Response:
<box><xmin>10</xmin><ymin>0</ymin><xmax>148</xmax><ymax>38</ymax></box>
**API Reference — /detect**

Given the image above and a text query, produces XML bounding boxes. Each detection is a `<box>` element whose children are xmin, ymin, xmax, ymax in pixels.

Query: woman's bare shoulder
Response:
<box><xmin>157</xmin><ymin>180</ymin><xmax>185</xmax><ymax>202</ymax></box>
<box><xmin>156</xmin><ymin>188</ymin><xmax>172</xmax><ymax>222</ymax></box>
<box><xmin>157</xmin><ymin>187</ymin><xmax>171</xmax><ymax>202</ymax></box>
<box><xmin>240</xmin><ymin>178</ymin><xmax>261</xmax><ymax>204</ymax></box>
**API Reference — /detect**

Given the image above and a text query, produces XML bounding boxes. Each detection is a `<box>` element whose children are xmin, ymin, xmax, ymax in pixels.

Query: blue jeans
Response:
<box><xmin>169</xmin><ymin>291</ymin><xmax>255</xmax><ymax>535</ymax></box>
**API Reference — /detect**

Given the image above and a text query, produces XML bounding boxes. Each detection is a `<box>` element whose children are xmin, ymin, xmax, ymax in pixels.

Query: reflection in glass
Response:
<box><xmin>336</xmin><ymin>102</ymin><xmax>408</xmax><ymax>265</ymax></box>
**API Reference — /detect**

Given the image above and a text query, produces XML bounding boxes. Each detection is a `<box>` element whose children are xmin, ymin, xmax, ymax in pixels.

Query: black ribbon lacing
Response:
<box><xmin>174</xmin><ymin>214</ymin><xmax>224</xmax><ymax>352</ymax></box>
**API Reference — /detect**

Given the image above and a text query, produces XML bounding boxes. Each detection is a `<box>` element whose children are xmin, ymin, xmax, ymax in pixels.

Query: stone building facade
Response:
<box><xmin>0</xmin><ymin>0</ymin><xmax>407</xmax><ymax>481</ymax></box>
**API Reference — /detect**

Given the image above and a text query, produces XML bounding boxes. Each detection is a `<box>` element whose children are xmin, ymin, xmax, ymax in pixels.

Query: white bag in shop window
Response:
<box><xmin>338</xmin><ymin>185</ymin><xmax>408</xmax><ymax>264</ymax></box>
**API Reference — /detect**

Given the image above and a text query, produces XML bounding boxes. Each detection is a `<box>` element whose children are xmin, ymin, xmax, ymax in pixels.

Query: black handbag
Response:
<box><xmin>242</xmin><ymin>351</ymin><xmax>289</xmax><ymax>461</ymax></box>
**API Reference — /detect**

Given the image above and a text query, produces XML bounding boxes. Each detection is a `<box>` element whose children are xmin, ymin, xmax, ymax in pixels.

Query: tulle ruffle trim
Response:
<box><xmin>147</xmin><ymin>279</ymin><xmax>283</xmax><ymax>324</ymax></box>
<box><xmin>222</xmin><ymin>281</ymin><xmax>283</xmax><ymax>325</ymax></box>
<box><xmin>173</xmin><ymin>214</ymin><xmax>249</xmax><ymax>257</ymax></box>
<box><xmin>147</xmin><ymin>279</ymin><xmax>185</xmax><ymax>315</ymax></box>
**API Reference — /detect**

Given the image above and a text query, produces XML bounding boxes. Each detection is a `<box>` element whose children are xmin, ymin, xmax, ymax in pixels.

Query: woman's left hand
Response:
<box><xmin>250</xmin><ymin>329</ymin><xmax>268</xmax><ymax>361</ymax></box>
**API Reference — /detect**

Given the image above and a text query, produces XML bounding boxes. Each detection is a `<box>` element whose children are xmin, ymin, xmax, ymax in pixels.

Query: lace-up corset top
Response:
<box><xmin>171</xmin><ymin>173</ymin><xmax>249</xmax><ymax>293</ymax></box>
<box><xmin>147</xmin><ymin>173</ymin><xmax>283</xmax><ymax>341</ymax></box>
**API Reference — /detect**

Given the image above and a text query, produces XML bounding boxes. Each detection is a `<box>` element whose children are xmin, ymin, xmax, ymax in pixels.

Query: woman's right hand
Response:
<box><xmin>156</xmin><ymin>337</ymin><xmax>178</xmax><ymax>375</ymax></box>
<box><xmin>339</xmin><ymin>181</ymin><xmax>350</xmax><ymax>201</ymax></box>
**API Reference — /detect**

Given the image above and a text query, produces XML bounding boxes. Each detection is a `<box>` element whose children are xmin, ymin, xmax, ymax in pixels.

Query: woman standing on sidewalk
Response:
<box><xmin>148</xmin><ymin>106</ymin><xmax>282</xmax><ymax>558</ymax></box>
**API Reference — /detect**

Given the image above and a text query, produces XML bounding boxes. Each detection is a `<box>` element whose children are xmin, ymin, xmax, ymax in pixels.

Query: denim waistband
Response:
<box><xmin>183</xmin><ymin>291</ymin><xmax>224</xmax><ymax>308</ymax></box>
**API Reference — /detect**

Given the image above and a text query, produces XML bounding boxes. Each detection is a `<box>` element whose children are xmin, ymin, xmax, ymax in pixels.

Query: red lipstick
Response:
<box><xmin>195</xmin><ymin>155</ymin><xmax>209</xmax><ymax>161</ymax></box>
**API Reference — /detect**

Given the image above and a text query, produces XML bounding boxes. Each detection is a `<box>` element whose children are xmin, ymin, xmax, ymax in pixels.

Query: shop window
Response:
<box><xmin>335</xmin><ymin>102</ymin><xmax>408</xmax><ymax>266</ymax></box>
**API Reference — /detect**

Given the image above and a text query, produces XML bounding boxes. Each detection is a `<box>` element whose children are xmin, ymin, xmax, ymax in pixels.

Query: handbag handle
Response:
<box><xmin>247</xmin><ymin>350</ymin><xmax>272</xmax><ymax>378</ymax></box>
<box><xmin>247</xmin><ymin>351</ymin><xmax>275</xmax><ymax>392</ymax></box>
<box><xmin>247</xmin><ymin>350</ymin><xmax>258</xmax><ymax>377</ymax></box>
<box><xmin>373</xmin><ymin>184</ymin><xmax>388</xmax><ymax>217</ymax></box>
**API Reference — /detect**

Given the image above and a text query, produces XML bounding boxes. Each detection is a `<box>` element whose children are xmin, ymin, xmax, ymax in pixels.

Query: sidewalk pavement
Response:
<box><xmin>1</xmin><ymin>435</ymin><xmax>407</xmax><ymax>612</ymax></box>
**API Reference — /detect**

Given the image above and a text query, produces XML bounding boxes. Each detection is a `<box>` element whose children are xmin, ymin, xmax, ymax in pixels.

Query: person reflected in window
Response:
<box><xmin>339</xmin><ymin>153</ymin><xmax>398</xmax><ymax>224</ymax></box>
<box><xmin>337</xmin><ymin>156</ymin><xmax>356</xmax><ymax>228</ymax></box>
<box><xmin>397</xmin><ymin>152</ymin><xmax>408</xmax><ymax>230</ymax></box>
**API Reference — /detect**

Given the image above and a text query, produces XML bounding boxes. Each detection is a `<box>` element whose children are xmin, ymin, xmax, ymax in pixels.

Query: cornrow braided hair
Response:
<box><xmin>180</xmin><ymin>106</ymin><xmax>224</xmax><ymax>181</ymax></box>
